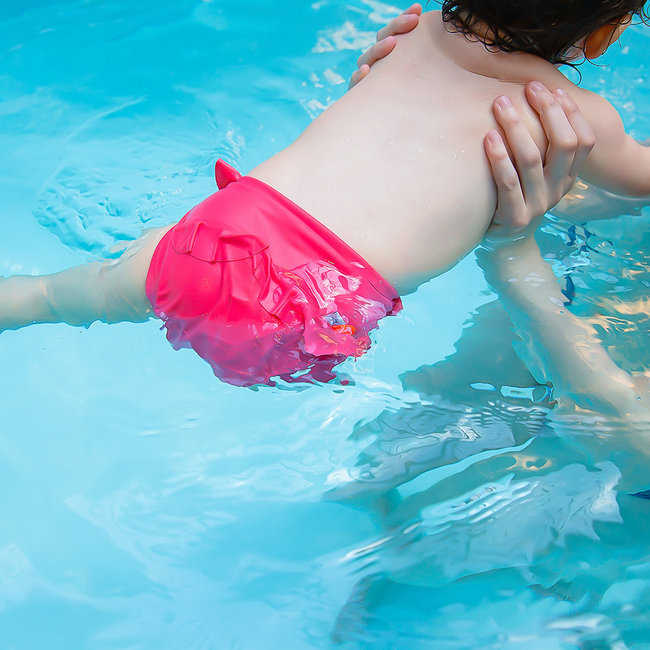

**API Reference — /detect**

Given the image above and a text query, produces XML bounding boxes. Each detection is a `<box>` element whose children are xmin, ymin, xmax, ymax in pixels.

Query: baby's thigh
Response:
<box><xmin>99</xmin><ymin>225</ymin><xmax>173</xmax><ymax>321</ymax></box>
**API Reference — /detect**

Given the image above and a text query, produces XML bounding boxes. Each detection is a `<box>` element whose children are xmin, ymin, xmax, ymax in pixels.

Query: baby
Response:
<box><xmin>2</xmin><ymin>1</ymin><xmax>644</xmax><ymax>386</ymax></box>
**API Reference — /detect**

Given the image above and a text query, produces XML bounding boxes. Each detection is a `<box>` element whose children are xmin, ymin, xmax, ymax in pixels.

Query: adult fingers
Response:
<box><xmin>403</xmin><ymin>2</ymin><xmax>423</xmax><ymax>17</ymax></box>
<box><xmin>376</xmin><ymin>4</ymin><xmax>422</xmax><ymax>41</ymax></box>
<box><xmin>552</xmin><ymin>88</ymin><xmax>595</xmax><ymax>179</ymax></box>
<box><xmin>352</xmin><ymin>4</ymin><xmax>421</xmax><ymax>89</ymax></box>
<box><xmin>348</xmin><ymin>64</ymin><xmax>370</xmax><ymax>90</ymax></box>
<box><xmin>492</xmin><ymin>95</ymin><xmax>546</xmax><ymax>218</ymax></box>
<box><xmin>356</xmin><ymin>36</ymin><xmax>396</xmax><ymax>70</ymax></box>
<box><xmin>484</xmin><ymin>129</ymin><xmax>528</xmax><ymax>233</ymax></box>
<box><xmin>525</xmin><ymin>81</ymin><xmax>578</xmax><ymax>200</ymax></box>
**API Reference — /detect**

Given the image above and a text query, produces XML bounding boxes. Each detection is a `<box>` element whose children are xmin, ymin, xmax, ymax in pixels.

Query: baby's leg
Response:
<box><xmin>0</xmin><ymin>225</ymin><xmax>171</xmax><ymax>332</ymax></box>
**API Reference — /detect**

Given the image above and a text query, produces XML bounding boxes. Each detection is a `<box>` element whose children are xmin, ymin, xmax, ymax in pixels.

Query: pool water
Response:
<box><xmin>1</xmin><ymin>1</ymin><xmax>649</xmax><ymax>648</ymax></box>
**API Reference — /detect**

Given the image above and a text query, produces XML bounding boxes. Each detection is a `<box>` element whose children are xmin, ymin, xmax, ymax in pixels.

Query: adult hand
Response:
<box><xmin>347</xmin><ymin>17</ymin><xmax>595</xmax><ymax>239</ymax></box>
<box><xmin>484</xmin><ymin>81</ymin><xmax>595</xmax><ymax>242</ymax></box>
<box><xmin>348</xmin><ymin>4</ymin><xmax>422</xmax><ymax>90</ymax></box>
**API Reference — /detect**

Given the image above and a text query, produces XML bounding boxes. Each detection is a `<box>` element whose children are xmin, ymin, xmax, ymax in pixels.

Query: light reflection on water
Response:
<box><xmin>0</xmin><ymin>1</ymin><xmax>648</xmax><ymax>648</ymax></box>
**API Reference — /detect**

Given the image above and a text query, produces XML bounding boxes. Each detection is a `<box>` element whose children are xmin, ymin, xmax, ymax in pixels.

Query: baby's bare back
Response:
<box><xmin>250</xmin><ymin>12</ymin><xmax>558</xmax><ymax>293</ymax></box>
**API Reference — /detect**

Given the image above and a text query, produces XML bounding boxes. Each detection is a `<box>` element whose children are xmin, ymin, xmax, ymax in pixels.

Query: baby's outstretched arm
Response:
<box><xmin>0</xmin><ymin>226</ymin><xmax>168</xmax><ymax>332</ymax></box>
<box><xmin>553</xmin><ymin>177</ymin><xmax>650</xmax><ymax>222</ymax></box>
<box><xmin>578</xmin><ymin>95</ymin><xmax>650</xmax><ymax>197</ymax></box>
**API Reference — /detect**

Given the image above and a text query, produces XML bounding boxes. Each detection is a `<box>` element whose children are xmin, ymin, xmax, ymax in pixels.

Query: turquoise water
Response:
<box><xmin>1</xmin><ymin>1</ymin><xmax>649</xmax><ymax>648</ymax></box>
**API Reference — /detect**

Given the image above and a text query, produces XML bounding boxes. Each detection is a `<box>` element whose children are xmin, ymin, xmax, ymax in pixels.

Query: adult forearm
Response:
<box><xmin>477</xmin><ymin>237</ymin><xmax>640</xmax><ymax>414</ymax></box>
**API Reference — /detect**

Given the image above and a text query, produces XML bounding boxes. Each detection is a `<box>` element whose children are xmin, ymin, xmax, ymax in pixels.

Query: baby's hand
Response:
<box><xmin>485</xmin><ymin>81</ymin><xmax>595</xmax><ymax>242</ymax></box>
<box><xmin>348</xmin><ymin>4</ymin><xmax>422</xmax><ymax>90</ymax></box>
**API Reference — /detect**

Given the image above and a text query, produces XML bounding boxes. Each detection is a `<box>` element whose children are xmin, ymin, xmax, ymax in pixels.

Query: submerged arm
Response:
<box><xmin>476</xmin><ymin>237</ymin><xmax>646</xmax><ymax>416</ymax></box>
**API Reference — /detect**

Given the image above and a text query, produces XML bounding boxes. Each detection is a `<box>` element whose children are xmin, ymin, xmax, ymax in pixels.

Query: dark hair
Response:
<box><xmin>440</xmin><ymin>0</ymin><xmax>649</xmax><ymax>64</ymax></box>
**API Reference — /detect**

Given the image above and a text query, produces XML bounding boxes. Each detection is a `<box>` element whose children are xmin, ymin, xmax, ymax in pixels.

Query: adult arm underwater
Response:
<box><xmin>476</xmin><ymin>237</ymin><xmax>648</xmax><ymax>420</ymax></box>
<box><xmin>362</xmin><ymin>7</ymin><xmax>648</xmax><ymax>422</ymax></box>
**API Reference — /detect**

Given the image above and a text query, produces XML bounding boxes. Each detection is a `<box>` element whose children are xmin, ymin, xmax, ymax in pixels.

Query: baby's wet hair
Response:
<box><xmin>439</xmin><ymin>0</ymin><xmax>649</xmax><ymax>64</ymax></box>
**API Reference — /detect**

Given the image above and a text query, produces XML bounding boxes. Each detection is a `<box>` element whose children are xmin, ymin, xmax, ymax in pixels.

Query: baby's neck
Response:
<box><xmin>433</xmin><ymin>11</ymin><xmax>556</xmax><ymax>83</ymax></box>
<box><xmin>444</xmin><ymin>12</ymin><xmax>507</xmax><ymax>46</ymax></box>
